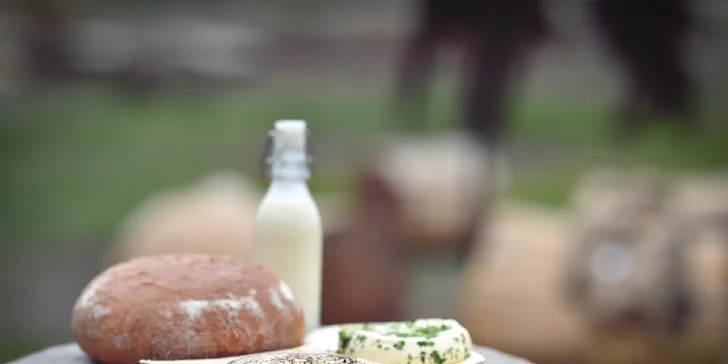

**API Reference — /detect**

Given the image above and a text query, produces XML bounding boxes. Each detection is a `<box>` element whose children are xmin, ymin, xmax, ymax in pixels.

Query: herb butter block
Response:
<box><xmin>337</xmin><ymin>319</ymin><xmax>472</xmax><ymax>364</ymax></box>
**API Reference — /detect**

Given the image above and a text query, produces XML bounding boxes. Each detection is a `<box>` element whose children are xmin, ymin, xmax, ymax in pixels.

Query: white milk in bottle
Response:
<box><xmin>253</xmin><ymin>119</ymin><xmax>323</xmax><ymax>332</ymax></box>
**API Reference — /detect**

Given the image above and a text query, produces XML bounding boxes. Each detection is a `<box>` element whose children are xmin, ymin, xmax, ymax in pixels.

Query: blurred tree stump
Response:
<box><xmin>458</xmin><ymin>199</ymin><xmax>587</xmax><ymax>364</ymax></box>
<box><xmin>106</xmin><ymin>171</ymin><xmax>260</xmax><ymax>265</ymax></box>
<box><xmin>361</xmin><ymin>132</ymin><xmax>509</xmax><ymax>252</ymax></box>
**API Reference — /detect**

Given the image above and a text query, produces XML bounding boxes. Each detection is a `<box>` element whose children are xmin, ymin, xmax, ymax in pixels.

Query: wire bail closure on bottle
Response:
<box><xmin>258</xmin><ymin>128</ymin><xmax>314</xmax><ymax>180</ymax></box>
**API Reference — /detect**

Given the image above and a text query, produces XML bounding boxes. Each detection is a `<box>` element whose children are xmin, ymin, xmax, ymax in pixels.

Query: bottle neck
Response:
<box><xmin>269</xmin><ymin>147</ymin><xmax>311</xmax><ymax>182</ymax></box>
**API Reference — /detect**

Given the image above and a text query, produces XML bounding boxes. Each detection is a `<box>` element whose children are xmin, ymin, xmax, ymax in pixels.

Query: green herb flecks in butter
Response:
<box><xmin>430</xmin><ymin>351</ymin><xmax>445</xmax><ymax>364</ymax></box>
<box><xmin>338</xmin><ymin>330</ymin><xmax>354</xmax><ymax>354</ymax></box>
<box><xmin>350</xmin><ymin>323</ymin><xmax>452</xmax><ymax>339</ymax></box>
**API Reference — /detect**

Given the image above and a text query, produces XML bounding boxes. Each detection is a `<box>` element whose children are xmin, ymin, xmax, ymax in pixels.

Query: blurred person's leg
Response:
<box><xmin>587</xmin><ymin>0</ymin><xmax>654</xmax><ymax>141</ymax></box>
<box><xmin>588</xmin><ymin>0</ymin><xmax>699</xmax><ymax>141</ymax></box>
<box><xmin>394</xmin><ymin>0</ymin><xmax>466</xmax><ymax>132</ymax></box>
<box><xmin>616</xmin><ymin>74</ymin><xmax>652</xmax><ymax>142</ymax></box>
<box><xmin>649</xmin><ymin>0</ymin><xmax>699</xmax><ymax>136</ymax></box>
<box><xmin>455</xmin><ymin>2</ymin><xmax>550</xmax><ymax>263</ymax></box>
<box><xmin>615</xmin><ymin>43</ymin><xmax>656</xmax><ymax>141</ymax></box>
<box><xmin>461</xmin><ymin>0</ymin><xmax>551</xmax><ymax>150</ymax></box>
<box><xmin>455</xmin><ymin>30</ymin><xmax>513</xmax><ymax>263</ymax></box>
<box><xmin>619</xmin><ymin>0</ymin><xmax>698</xmax><ymax>137</ymax></box>
<box><xmin>462</xmin><ymin>35</ymin><xmax>514</xmax><ymax>150</ymax></box>
<box><xmin>394</xmin><ymin>31</ymin><xmax>440</xmax><ymax>131</ymax></box>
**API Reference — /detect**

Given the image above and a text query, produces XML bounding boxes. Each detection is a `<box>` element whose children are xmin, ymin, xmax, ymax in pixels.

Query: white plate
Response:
<box><xmin>140</xmin><ymin>325</ymin><xmax>485</xmax><ymax>364</ymax></box>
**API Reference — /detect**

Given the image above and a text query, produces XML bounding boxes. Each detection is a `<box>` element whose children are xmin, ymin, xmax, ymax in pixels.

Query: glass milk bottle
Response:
<box><xmin>253</xmin><ymin>119</ymin><xmax>323</xmax><ymax>332</ymax></box>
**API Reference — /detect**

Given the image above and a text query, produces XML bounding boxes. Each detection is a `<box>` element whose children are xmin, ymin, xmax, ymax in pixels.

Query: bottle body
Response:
<box><xmin>253</xmin><ymin>179</ymin><xmax>323</xmax><ymax>332</ymax></box>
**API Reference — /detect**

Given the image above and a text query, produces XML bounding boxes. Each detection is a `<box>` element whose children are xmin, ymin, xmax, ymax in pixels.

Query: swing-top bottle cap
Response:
<box><xmin>274</xmin><ymin>120</ymin><xmax>307</xmax><ymax>149</ymax></box>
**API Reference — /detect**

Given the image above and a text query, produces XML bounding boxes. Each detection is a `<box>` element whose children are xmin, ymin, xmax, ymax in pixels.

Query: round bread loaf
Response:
<box><xmin>72</xmin><ymin>254</ymin><xmax>305</xmax><ymax>364</ymax></box>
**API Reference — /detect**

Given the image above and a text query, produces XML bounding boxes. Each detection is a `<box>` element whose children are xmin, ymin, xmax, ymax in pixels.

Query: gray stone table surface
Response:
<box><xmin>8</xmin><ymin>343</ymin><xmax>533</xmax><ymax>364</ymax></box>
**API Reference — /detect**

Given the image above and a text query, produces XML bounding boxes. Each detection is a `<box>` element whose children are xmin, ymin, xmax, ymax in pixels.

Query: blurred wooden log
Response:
<box><xmin>364</xmin><ymin>132</ymin><xmax>510</xmax><ymax>250</ymax></box>
<box><xmin>680</xmin><ymin>222</ymin><xmax>728</xmax><ymax>364</ymax></box>
<box><xmin>458</xmin><ymin>200</ymin><xmax>587</xmax><ymax>364</ymax></box>
<box><xmin>106</xmin><ymin>170</ymin><xmax>261</xmax><ymax>265</ymax></box>
<box><xmin>564</xmin><ymin>167</ymin><xmax>679</xmax><ymax>331</ymax></box>
<box><xmin>571</xmin><ymin>224</ymin><xmax>689</xmax><ymax>364</ymax></box>
<box><xmin>315</xmin><ymin>191</ymin><xmax>351</xmax><ymax>234</ymax></box>
<box><xmin>565</xmin><ymin>167</ymin><xmax>728</xmax><ymax>364</ymax></box>
<box><xmin>569</xmin><ymin>167</ymin><xmax>668</xmax><ymax>228</ymax></box>
<box><xmin>459</xmin><ymin>196</ymin><xmax>728</xmax><ymax>364</ymax></box>
<box><xmin>321</xmin><ymin>164</ymin><xmax>407</xmax><ymax>325</ymax></box>
<box><xmin>579</xmin><ymin>217</ymin><xmax>728</xmax><ymax>364</ymax></box>
<box><xmin>668</xmin><ymin>170</ymin><xmax>728</xmax><ymax>219</ymax></box>
<box><xmin>567</xmin><ymin>167</ymin><xmax>678</xmax><ymax>364</ymax></box>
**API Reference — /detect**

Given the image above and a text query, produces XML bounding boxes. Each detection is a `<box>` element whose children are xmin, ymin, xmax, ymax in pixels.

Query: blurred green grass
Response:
<box><xmin>1</xmin><ymin>81</ymin><xmax>726</xmax><ymax>246</ymax></box>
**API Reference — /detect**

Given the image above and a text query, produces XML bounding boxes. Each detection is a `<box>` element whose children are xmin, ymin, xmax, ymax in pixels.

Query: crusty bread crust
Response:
<box><xmin>73</xmin><ymin>254</ymin><xmax>305</xmax><ymax>364</ymax></box>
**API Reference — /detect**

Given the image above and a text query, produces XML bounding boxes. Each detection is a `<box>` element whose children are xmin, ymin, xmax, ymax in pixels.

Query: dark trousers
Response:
<box><xmin>588</xmin><ymin>0</ymin><xmax>698</xmax><ymax>136</ymax></box>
